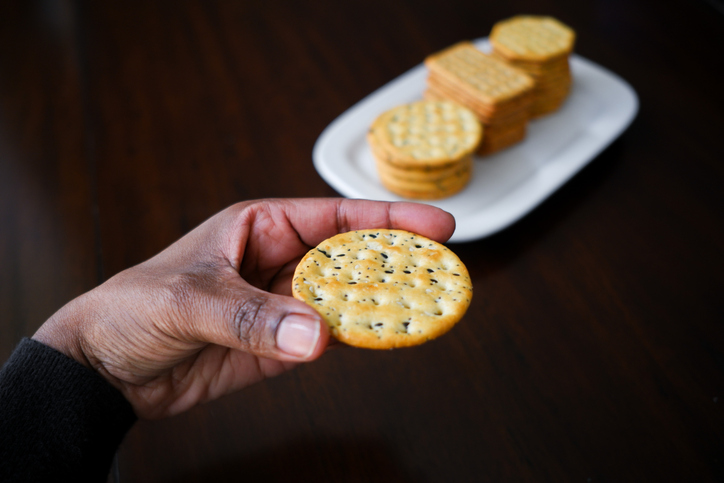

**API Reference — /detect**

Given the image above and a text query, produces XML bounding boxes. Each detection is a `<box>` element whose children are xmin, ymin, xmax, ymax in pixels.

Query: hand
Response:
<box><xmin>33</xmin><ymin>198</ymin><xmax>455</xmax><ymax>419</ymax></box>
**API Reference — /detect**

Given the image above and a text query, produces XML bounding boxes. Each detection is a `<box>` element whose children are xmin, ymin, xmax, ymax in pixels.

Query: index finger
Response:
<box><xmin>284</xmin><ymin>198</ymin><xmax>456</xmax><ymax>245</ymax></box>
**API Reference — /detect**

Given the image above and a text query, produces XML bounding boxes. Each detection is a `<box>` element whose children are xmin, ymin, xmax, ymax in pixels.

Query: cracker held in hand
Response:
<box><xmin>292</xmin><ymin>229</ymin><xmax>472</xmax><ymax>349</ymax></box>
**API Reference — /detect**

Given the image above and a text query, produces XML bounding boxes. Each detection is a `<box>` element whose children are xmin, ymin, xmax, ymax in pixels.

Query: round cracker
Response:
<box><xmin>292</xmin><ymin>229</ymin><xmax>472</xmax><ymax>349</ymax></box>
<box><xmin>368</xmin><ymin>100</ymin><xmax>482</xmax><ymax>168</ymax></box>
<box><xmin>490</xmin><ymin>16</ymin><xmax>576</xmax><ymax>62</ymax></box>
<box><xmin>378</xmin><ymin>164</ymin><xmax>472</xmax><ymax>200</ymax></box>
<box><xmin>374</xmin><ymin>155</ymin><xmax>472</xmax><ymax>183</ymax></box>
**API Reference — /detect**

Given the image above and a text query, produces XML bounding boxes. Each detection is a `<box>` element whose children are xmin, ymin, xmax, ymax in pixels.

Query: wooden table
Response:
<box><xmin>2</xmin><ymin>1</ymin><xmax>723</xmax><ymax>481</ymax></box>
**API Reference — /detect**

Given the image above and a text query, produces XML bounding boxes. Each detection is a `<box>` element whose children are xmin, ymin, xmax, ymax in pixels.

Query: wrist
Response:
<box><xmin>33</xmin><ymin>294</ymin><xmax>95</xmax><ymax>371</ymax></box>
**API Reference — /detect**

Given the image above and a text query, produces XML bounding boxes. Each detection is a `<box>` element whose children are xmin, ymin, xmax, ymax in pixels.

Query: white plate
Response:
<box><xmin>312</xmin><ymin>38</ymin><xmax>639</xmax><ymax>243</ymax></box>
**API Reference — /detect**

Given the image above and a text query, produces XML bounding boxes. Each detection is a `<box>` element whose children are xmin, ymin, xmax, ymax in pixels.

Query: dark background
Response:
<box><xmin>1</xmin><ymin>1</ymin><xmax>723</xmax><ymax>481</ymax></box>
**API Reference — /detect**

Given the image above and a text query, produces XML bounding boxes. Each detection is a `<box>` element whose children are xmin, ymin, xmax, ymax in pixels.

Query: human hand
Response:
<box><xmin>33</xmin><ymin>198</ymin><xmax>455</xmax><ymax>419</ymax></box>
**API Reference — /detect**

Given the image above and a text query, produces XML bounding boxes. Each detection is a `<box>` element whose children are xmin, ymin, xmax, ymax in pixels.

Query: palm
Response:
<box><xmin>127</xmin><ymin>344</ymin><xmax>296</xmax><ymax>419</ymax></box>
<box><xmin>114</xmin><ymin>232</ymin><xmax>306</xmax><ymax>419</ymax></box>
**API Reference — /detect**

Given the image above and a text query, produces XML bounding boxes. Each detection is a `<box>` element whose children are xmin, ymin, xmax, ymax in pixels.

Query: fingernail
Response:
<box><xmin>276</xmin><ymin>314</ymin><xmax>320</xmax><ymax>359</ymax></box>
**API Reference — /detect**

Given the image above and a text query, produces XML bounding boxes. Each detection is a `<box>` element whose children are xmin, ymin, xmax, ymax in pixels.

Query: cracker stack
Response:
<box><xmin>424</xmin><ymin>42</ymin><xmax>535</xmax><ymax>155</ymax></box>
<box><xmin>490</xmin><ymin>16</ymin><xmax>576</xmax><ymax>118</ymax></box>
<box><xmin>367</xmin><ymin>100</ymin><xmax>482</xmax><ymax>200</ymax></box>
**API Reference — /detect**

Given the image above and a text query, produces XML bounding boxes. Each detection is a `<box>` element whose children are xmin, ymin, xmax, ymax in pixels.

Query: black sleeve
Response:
<box><xmin>0</xmin><ymin>338</ymin><xmax>137</xmax><ymax>482</ymax></box>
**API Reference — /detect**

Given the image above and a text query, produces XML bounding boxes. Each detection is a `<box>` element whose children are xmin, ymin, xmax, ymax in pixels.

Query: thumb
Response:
<box><xmin>200</xmin><ymin>281</ymin><xmax>329</xmax><ymax>361</ymax></box>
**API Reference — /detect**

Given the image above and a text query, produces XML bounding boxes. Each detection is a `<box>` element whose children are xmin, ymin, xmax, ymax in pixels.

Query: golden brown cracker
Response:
<box><xmin>490</xmin><ymin>16</ymin><xmax>575</xmax><ymax>63</ymax></box>
<box><xmin>292</xmin><ymin>230</ymin><xmax>473</xmax><ymax>349</ymax></box>
<box><xmin>368</xmin><ymin>100</ymin><xmax>482</xmax><ymax>169</ymax></box>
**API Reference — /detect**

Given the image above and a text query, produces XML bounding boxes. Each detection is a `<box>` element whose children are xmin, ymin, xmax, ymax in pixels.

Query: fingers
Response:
<box><xmin>385</xmin><ymin>201</ymin><xmax>457</xmax><ymax>242</ymax></box>
<box><xmin>289</xmin><ymin>198</ymin><xmax>456</xmax><ymax>244</ymax></box>
<box><xmin>188</xmin><ymin>276</ymin><xmax>330</xmax><ymax>362</ymax></box>
<box><xmin>227</xmin><ymin>199</ymin><xmax>455</xmax><ymax>263</ymax></box>
<box><xmin>138</xmin><ymin>198</ymin><xmax>456</xmax><ymax>363</ymax></box>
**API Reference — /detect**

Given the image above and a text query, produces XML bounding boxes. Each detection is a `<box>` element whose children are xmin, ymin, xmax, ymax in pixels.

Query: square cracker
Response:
<box><xmin>425</xmin><ymin>42</ymin><xmax>534</xmax><ymax>106</ymax></box>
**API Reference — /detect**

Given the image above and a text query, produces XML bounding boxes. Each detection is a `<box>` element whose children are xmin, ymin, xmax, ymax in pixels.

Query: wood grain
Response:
<box><xmin>1</xmin><ymin>0</ymin><xmax>723</xmax><ymax>481</ymax></box>
<box><xmin>0</xmin><ymin>0</ymin><xmax>98</xmax><ymax>360</ymax></box>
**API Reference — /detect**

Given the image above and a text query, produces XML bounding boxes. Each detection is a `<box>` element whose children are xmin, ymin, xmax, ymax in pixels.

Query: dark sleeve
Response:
<box><xmin>0</xmin><ymin>338</ymin><xmax>137</xmax><ymax>482</ymax></box>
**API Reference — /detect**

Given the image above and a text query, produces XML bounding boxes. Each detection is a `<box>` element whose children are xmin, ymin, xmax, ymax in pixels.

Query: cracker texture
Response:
<box><xmin>369</xmin><ymin>100</ymin><xmax>482</xmax><ymax>167</ymax></box>
<box><xmin>423</xmin><ymin>41</ymin><xmax>534</xmax><ymax>155</ymax></box>
<box><xmin>367</xmin><ymin>100</ymin><xmax>481</xmax><ymax>200</ymax></box>
<box><xmin>292</xmin><ymin>229</ymin><xmax>472</xmax><ymax>349</ymax></box>
<box><xmin>490</xmin><ymin>16</ymin><xmax>575</xmax><ymax>62</ymax></box>
<box><xmin>490</xmin><ymin>16</ymin><xmax>576</xmax><ymax>117</ymax></box>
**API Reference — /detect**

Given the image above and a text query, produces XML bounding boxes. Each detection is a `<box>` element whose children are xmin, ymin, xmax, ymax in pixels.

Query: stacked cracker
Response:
<box><xmin>424</xmin><ymin>42</ymin><xmax>535</xmax><ymax>155</ymax></box>
<box><xmin>367</xmin><ymin>100</ymin><xmax>481</xmax><ymax>200</ymax></box>
<box><xmin>490</xmin><ymin>16</ymin><xmax>576</xmax><ymax>118</ymax></box>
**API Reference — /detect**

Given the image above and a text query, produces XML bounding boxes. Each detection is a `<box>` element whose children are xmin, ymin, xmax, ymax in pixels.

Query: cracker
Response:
<box><xmin>490</xmin><ymin>16</ymin><xmax>575</xmax><ymax>62</ymax></box>
<box><xmin>375</xmin><ymin>155</ymin><xmax>472</xmax><ymax>183</ymax></box>
<box><xmin>377</xmin><ymin>182</ymin><xmax>469</xmax><ymax>200</ymax></box>
<box><xmin>368</xmin><ymin>100</ymin><xmax>482</xmax><ymax>169</ymax></box>
<box><xmin>477</xmin><ymin>123</ymin><xmax>527</xmax><ymax>155</ymax></box>
<box><xmin>424</xmin><ymin>81</ymin><xmax>532</xmax><ymax>124</ymax></box>
<box><xmin>423</xmin><ymin>42</ymin><xmax>536</xmax><ymax>155</ymax></box>
<box><xmin>378</xmin><ymin>165</ymin><xmax>471</xmax><ymax>200</ymax></box>
<box><xmin>424</xmin><ymin>42</ymin><xmax>534</xmax><ymax>106</ymax></box>
<box><xmin>489</xmin><ymin>16</ymin><xmax>575</xmax><ymax>119</ymax></box>
<box><xmin>424</xmin><ymin>87</ymin><xmax>528</xmax><ymax>155</ymax></box>
<box><xmin>292</xmin><ymin>229</ymin><xmax>473</xmax><ymax>349</ymax></box>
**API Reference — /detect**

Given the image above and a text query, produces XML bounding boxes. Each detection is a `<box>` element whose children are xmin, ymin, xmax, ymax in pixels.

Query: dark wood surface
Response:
<box><xmin>2</xmin><ymin>0</ymin><xmax>723</xmax><ymax>481</ymax></box>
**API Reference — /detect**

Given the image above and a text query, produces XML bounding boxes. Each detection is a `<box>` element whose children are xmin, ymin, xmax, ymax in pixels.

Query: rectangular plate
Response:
<box><xmin>312</xmin><ymin>38</ymin><xmax>639</xmax><ymax>243</ymax></box>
